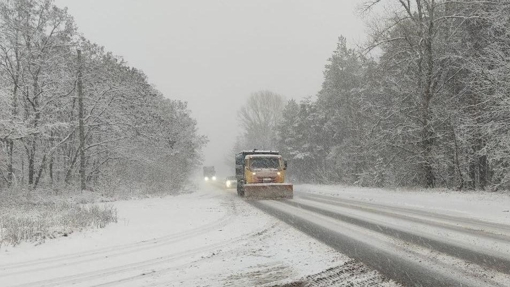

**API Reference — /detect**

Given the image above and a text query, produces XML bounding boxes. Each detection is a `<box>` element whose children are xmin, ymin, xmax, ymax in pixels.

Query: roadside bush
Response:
<box><xmin>0</xmin><ymin>189</ymin><xmax>117</xmax><ymax>247</ymax></box>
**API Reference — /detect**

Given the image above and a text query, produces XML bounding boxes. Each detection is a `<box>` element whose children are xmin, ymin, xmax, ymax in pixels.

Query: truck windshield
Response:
<box><xmin>250</xmin><ymin>158</ymin><xmax>280</xmax><ymax>169</ymax></box>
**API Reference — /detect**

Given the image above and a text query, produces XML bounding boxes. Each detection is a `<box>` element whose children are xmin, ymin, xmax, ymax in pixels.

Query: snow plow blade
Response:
<box><xmin>244</xmin><ymin>183</ymin><xmax>293</xmax><ymax>199</ymax></box>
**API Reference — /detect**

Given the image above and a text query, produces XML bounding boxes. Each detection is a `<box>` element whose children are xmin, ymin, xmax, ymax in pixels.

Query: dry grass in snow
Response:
<box><xmin>0</xmin><ymin>188</ymin><xmax>117</xmax><ymax>247</ymax></box>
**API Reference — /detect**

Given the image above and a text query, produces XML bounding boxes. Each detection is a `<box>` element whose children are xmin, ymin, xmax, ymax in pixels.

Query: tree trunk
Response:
<box><xmin>20</xmin><ymin>153</ymin><xmax>25</xmax><ymax>185</ymax></box>
<box><xmin>28</xmin><ymin>77</ymin><xmax>41</xmax><ymax>187</ymax></box>
<box><xmin>468</xmin><ymin>159</ymin><xmax>476</xmax><ymax>190</ymax></box>
<box><xmin>8</xmin><ymin>31</ymin><xmax>20</xmax><ymax>187</ymax></box>
<box><xmin>7</xmin><ymin>140</ymin><xmax>14</xmax><ymax>186</ymax></box>
<box><xmin>49</xmin><ymin>155</ymin><xmax>54</xmax><ymax>185</ymax></box>
<box><xmin>422</xmin><ymin>139</ymin><xmax>435</xmax><ymax>188</ymax></box>
<box><xmin>479</xmin><ymin>153</ymin><xmax>487</xmax><ymax>189</ymax></box>
<box><xmin>78</xmin><ymin>50</ymin><xmax>86</xmax><ymax>191</ymax></box>
<box><xmin>28</xmin><ymin>144</ymin><xmax>35</xmax><ymax>185</ymax></box>
<box><xmin>421</xmin><ymin>0</ymin><xmax>436</xmax><ymax>188</ymax></box>
<box><xmin>421</xmin><ymin>72</ymin><xmax>435</xmax><ymax>188</ymax></box>
<box><xmin>49</xmin><ymin>132</ymin><xmax>54</xmax><ymax>185</ymax></box>
<box><xmin>64</xmin><ymin>149</ymin><xmax>79</xmax><ymax>184</ymax></box>
<box><xmin>33</xmin><ymin>154</ymin><xmax>46</xmax><ymax>189</ymax></box>
<box><xmin>452</xmin><ymin>125</ymin><xmax>464</xmax><ymax>190</ymax></box>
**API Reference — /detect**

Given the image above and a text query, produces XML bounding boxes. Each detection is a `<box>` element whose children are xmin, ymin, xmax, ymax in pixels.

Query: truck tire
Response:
<box><xmin>237</xmin><ymin>182</ymin><xmax>245</xmax><ymax>197</ymax></box>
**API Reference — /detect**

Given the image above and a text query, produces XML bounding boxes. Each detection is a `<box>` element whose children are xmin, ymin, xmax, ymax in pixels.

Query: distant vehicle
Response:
<box><xmin>235</xmin><ymin>150</ymin><xmax>293</xmax><ymax>199</ymax></box>
<box><xmin>225</xmin><ymin>176</ymin><xmax>237</xmax><ymax>189</ymax></box>
<box><xmin>203</xmin><ymin>166</ymin><xmax>216</xmax><ymax>181</ymax></box>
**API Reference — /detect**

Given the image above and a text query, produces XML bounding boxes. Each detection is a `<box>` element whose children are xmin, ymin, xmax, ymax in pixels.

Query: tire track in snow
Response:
<box><xmin>299</xmin><ymin>193</ymin><xmax>510</xmax><ymax>238</ymax></box>
<box><xmin>0</xmin><ymin>211</ymin><xmax>233</xmax><ymax>278</ymax></box>
<box><xmin>251</xmin><ymin>196</ymin><xmax>510</xmax><ymax>287</ymax></box>
<box><xmin>0</xmin><ymin>192</ymin><xmax>232</xmax><ymax>274</ymax></box>
<box><xmin>11</xmin><ymin>220</ymin><xmax>277</xmax><ymax>287</ymax></box>
<box><xmin>93</xmin><ymin>222</ymin><xmax>280</xmax><ymax>287</ymax></box>
<box><xmin>0</xmin><ymin>193</ymin><xmax>236</xmax><ymax>286</ymax></box>
<box><xmin>290</xmin><ymin>195</ymin><xmax>510</xmax><ymax>274</ymax></box>
<box><xmin>2</xmin><ymin>194</ymin><xmax>279</xmax><ymax>287</ymax></box>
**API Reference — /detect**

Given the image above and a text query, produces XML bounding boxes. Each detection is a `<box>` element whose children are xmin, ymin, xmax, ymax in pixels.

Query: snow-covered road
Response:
<box><xmin>0</xmin><ymin>184</ymin><xmax>397</xmax><ymax>287</ymax></box>
<box><xmin>2</xmin><ymin>184</ymin><xmax>507</xmax><ymax>287</ymax></box>
<box><xmin>252</xmin><ymin>185</ymin><xmax>510</xmax><ymax>287</ymax></box>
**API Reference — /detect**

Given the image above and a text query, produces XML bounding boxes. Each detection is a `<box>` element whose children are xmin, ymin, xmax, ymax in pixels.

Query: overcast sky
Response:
<box><xmin>54</xmin><ymin>0</ymin><xmax>368</xmax><ymax>175</ymax></box>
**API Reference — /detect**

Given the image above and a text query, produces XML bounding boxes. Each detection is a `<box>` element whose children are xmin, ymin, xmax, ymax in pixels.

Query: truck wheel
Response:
<box><xmin>237</xmin><ymin>183</ymin><xmax>244</xmax><ymax>197</ymax></box>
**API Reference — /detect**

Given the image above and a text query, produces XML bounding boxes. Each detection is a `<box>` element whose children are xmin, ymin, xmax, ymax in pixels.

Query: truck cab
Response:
<box><xmin>203</xmin><ymin>166</ymin><xmax>216</xmax><ymax>181</ymax></box>
<box><xmin>244</xmin><ymin>154</ymin><xmax>286</xmax><ymax>184</ymax></box>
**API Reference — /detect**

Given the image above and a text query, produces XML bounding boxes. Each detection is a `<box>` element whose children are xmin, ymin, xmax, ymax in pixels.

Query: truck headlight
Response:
<box><xmin>212</xmin><ymin>176</ymin><xmax>217</xmax><ymax>181</ymax></box>
<box><xmin>204</xmin><ymin>177</ymin><xmax>209</xmax><ymax>181</ymax></box>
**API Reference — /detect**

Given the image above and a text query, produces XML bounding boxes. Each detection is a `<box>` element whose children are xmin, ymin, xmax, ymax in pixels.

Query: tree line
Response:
<box><xmin>0</xmin><ymin>0</ymin><xmax>206</xmax><ymax>191</ymax></box>
<box><xmin>237</xmin><ymin>0</ymin><xmax>510</xmax><ymax>191</ymax></box>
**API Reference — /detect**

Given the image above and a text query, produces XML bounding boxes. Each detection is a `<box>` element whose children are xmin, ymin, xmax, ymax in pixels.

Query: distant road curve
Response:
<box><xmin>249</xmin><ymin>190</ymin><xmax>510</xmax><ymax>287</ymax></box>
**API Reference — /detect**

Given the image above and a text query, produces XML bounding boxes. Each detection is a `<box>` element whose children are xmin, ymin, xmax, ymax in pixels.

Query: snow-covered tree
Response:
<box><xmin>0</xmin><ymin>0</ymin><xmax>205</xmax><ymax>192</ymax></box>
<box><xmin>237</xmin><ymin>90</ymin><xmax>285</xmax><ymax>150</ymax></box>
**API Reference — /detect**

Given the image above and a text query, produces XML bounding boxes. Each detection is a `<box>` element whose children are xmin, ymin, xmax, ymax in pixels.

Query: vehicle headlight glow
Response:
<box><xmin>252</xmin><ymin>172</ymin><xmax>256</xmax><ymax>176</ymax></box>
<box><xmin>226</xmin><ymin>181</ymin><xmax>231</xmax><ymax>187</ymax></box>
<box><xmin>277</xmin><ymin>172</ymin><xmax>281</xmax><ymax>176</ymax></box>
<box><xmin>212</xmin><ymin>176</ymin><xmax>217</xmax><ymax>181</ymax></box>
<box><xmin>204</xmin><ymin>177</ymin><xmax>209</xmax><ymax>181</ymax></box>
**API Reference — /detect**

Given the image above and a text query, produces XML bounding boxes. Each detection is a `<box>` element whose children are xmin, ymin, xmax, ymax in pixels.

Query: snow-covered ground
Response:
<box><xmin>5</xmin><ymin>183</ymin><xmax>504</xmax><ymax>286</ymax></box>
<box><xmin>0</xmin><ymin>183</ymin><xmax>360</xmax><ymax>287</ymax></box>
<box><xmin>297</xmin><ymin>184</ymin><xmax>510</xmax><ymax>225</ymax></box>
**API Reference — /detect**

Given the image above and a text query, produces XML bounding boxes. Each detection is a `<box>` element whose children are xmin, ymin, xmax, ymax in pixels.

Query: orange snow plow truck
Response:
<box><xmin>235</xmin><ymin>150</ymin><xmax>293</xmax><ymax>199</ymax></box>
